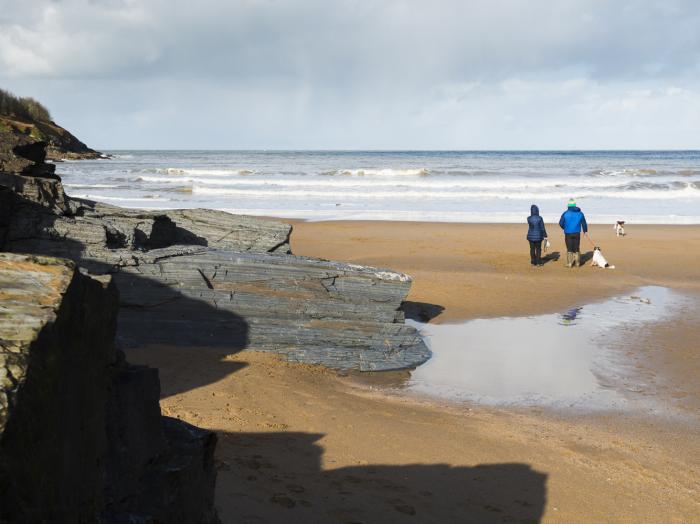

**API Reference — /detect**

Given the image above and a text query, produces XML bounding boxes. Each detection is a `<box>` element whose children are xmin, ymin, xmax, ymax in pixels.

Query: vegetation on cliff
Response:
<box><xmin>0</xmin><ymin>87</ymin><xmax>102</xmax><ymax>161</ymax></box>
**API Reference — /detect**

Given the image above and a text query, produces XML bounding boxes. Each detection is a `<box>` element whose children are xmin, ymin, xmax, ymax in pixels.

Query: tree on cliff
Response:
<box><xmin>0</xmin><ymin>88</ymin><xmax>52</xmax><ymax>122</ymax></box>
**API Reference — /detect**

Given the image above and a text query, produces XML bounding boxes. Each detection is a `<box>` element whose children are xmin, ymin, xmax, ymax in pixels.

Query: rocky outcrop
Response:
<box><xmin>0</xmin><ymin>253</ymin><xmax>218</xmax><ymax>523</ymax></box>
<box><xmin>1</xmin><ymin>113</ymin><xmax>101</xmax><ymax>161</ymax></box>
<box><xmin>76</xmin><ymin>199</ymin><xmax>292</xmax><ymax>254</ymax></box>
<box><xmin>1</xmin><ymin>171</ymin><xmax>429</xmax><ymax>371</ymax></box>
<box><xmin>114</xmin><ymin>249</ymin><xmax>426</xmax><ymax>370</ymax></box>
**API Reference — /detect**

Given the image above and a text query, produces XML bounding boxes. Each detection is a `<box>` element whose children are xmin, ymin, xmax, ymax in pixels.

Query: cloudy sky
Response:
<box><xmin>1</xmin><ymin>0</ymin><xmax>699</xmax><ymax>149</ymax></box>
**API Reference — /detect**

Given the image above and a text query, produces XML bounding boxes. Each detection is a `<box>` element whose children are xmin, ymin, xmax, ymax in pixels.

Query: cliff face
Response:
<box><xmin>0</xmin><ymin>254</ymin><xmax>115</xmax><ymax>521</ymax></box>
<box><xmin>0</xmin><ymin>253</ymin><xmax>218</xmax><ymax>523</ymax></box>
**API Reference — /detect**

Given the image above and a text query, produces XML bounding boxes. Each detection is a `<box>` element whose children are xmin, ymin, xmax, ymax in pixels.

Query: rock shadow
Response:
<box><xmin>400</xmin><ymin>301</ymin><xmax>445</xmax><ymax>322</ymax></box>
<box><xmin>215</xmin><ymin>431</ymin><xmax>547</xmax><ymax>523</ymax></box>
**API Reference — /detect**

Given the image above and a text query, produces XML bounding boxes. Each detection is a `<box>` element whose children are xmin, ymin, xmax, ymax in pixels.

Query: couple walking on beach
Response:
<box><xmin>527</xmin><ymin>198</ymin><xmax>588</xmax><ymax>267</ymax></box>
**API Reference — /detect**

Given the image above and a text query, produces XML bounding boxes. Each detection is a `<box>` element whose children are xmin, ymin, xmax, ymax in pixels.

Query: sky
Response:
<box><xmin>1</xmin><ymin>0</ymin><xmax>700</xmax><ymax>150</ymax></box>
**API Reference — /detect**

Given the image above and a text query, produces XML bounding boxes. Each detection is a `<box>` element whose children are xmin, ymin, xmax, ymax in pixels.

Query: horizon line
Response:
<box><xmin>97</xmin><ymin>148</ymin><xmax>700</xmax><ymax>153</ymax></box>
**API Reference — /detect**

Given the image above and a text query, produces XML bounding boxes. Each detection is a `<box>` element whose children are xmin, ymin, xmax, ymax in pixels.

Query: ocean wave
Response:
<box><xmin>593</xmin><ymin>168</ymin><xmax>700</xmax><ymax>178</ymax></box>
<box><xmin>210</xmin><ymin>208</ymin><xmax>700</xmax><ymax>225</ymax></box>
<box><xmin>64</xmin><ymin>183</ymin><xmax>123</xmax><ymax>189</ymax></box>
<box><xmin>138</xmin><ymin>175</ymin><xmax>658</xmax><ymax>191</ymax></box>
<box><xmin>191</xmin><ymin>184</ymin><xmax>700</xmax><ymax>201</ymax></box>
<box><xmin>154</xmin><ymin>167</ymin><xmax>255</xmax><ymax>176</ymax></box>
<box><xmin>322</xmin><ymin>168</ymin><xmax>429</xmax><ymax>177</ymax></box>
<box><xmin>68</xmin><ymin>194</ymin><xmax>171</xmax><ymax>202</ymax></box>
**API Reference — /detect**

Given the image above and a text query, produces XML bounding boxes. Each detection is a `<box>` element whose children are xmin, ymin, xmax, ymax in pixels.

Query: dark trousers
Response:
<box><xmin>529</xmin><ymin>240</ymin><xmax>542</xmax><ymax>265</ymax></box>
<box><xmin>565</xmin><ymin>233</ymin><xmax>581</xmax><ymax>253</ymax></box>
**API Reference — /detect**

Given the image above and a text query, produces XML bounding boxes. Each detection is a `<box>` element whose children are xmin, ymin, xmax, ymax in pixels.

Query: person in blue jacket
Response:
<box><xmin>559</xmin><ymin>198</ymin><xmax>588</xmax><ymax>268</ymax></box>
<box><xmin>526</xmin><ymin>204</ymin><xmax>548</xmax><ymax>266</ymax></box>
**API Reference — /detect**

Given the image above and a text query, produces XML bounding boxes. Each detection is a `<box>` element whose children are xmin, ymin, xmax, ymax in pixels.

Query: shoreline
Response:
<box><xmin>288</xmin><ymin>220</ymin><xmax>700</xmax><ymax>322</ymax></box>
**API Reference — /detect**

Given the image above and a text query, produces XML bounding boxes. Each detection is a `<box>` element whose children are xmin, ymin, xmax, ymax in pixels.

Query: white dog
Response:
<box><xmin>591</xmin><ymin>247</ymin><xmax>615</xmax><ymax>269</ymax></box>
<box><xmin>614</xmin><ymin>221</ymin><xmax>626</xmax><ymax>236</ymax></box>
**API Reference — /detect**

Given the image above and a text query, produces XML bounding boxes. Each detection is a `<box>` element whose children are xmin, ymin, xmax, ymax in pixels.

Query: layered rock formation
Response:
<box><xmin>1</xmin><ymin>171</ymin><xmax>429</xmax><ymax>371</ymax></box>
<box><xmin>0</xmin><ymin>253</ymin><xmax>217</xmax><ymax>523</ymax></box>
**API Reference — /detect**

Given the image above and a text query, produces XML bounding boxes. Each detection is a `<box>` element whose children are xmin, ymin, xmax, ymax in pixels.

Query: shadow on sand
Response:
<box><xmin>215</xmin><ymin>431</ymin><xmax>547</xmax><ymax>523</ymax></box>
<box><xmin>400</xmin><ymin>301</ymin><xmax>445</xmax><ymax>322</ymax></box>
<box><xmin>541</xmin><ymin>251</ymin><xmax>560</xmax><ymax>265</ymax></box>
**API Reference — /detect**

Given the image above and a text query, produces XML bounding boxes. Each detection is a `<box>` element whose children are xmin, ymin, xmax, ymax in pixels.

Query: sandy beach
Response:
<box><xmin>128</xmin><ymin>221</ymin><xmax>700</xmax><ymax>523</ymax></box>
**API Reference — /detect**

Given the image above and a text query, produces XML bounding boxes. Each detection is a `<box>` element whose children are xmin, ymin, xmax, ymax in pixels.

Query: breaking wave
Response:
<box><xmin>154</xmin><ymin>167</ymin><xmax>255</xmax><ymax>176</ymax></box>
<box><xmin>322</xmin><ymin>168</ymin><xmax>429</xmax><ymax>177</ymax></box>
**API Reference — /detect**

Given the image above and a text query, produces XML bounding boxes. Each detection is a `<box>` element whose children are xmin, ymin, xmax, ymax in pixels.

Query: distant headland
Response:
<box><xmin>0</xmin><ymin>87</ymin><xmax>102</xmax><ymax>162</ymax></box>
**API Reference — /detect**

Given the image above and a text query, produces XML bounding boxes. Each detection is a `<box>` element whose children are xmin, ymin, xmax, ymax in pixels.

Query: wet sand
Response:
<box><xmin>289</xmin><ymin>221</ymin><xmax>700</xmax><ymax>321</ymax></box>
<box><xmin>128</xmin><ymin>221</ymin><xmax>700</xmax><ymax>523</ymax></box>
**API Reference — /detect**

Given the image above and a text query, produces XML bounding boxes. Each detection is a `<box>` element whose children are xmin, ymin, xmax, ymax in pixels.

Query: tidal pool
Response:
<box><xmin>406</xmin><ymin>286</ymin><xmax>692</xmax><ymax>411</ymax></box>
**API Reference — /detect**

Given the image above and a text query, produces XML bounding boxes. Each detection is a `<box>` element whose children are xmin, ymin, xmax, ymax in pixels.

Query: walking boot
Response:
<box><xmin>574</xmin><ymin>252</ymin><xmax>581</xmax><ymax>267</ymax></box>
<box><xmin>565</xmin><ymin>252</ymin><xmax>574</xmax><ymax>268</ymax></box>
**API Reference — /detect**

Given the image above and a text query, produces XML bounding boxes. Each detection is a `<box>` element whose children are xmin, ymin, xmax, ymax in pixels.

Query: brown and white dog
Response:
<box><xmin>614</xmin><ymin>221</ymin><xmax>626</xmax><ymax>236</ymax></box>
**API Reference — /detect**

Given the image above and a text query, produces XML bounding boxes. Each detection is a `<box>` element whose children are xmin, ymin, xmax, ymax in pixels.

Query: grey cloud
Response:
<box><xmin>1</xmin><ymin>0</ymin><xmax>699</xmax><ymax>149</ymax></box>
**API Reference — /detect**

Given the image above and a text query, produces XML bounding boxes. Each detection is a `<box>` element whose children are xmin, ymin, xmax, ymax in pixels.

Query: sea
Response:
<box><xmin>55</xmin><ymin>150</ymin><xmax>700</xmax><ymax>224</ymax></box>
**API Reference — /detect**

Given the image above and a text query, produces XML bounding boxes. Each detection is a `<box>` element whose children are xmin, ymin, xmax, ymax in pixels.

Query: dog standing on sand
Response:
<box><xmin>614</xmin><ymin>221</ymin><xmax>626</xmax><ymax>236</ymax></box>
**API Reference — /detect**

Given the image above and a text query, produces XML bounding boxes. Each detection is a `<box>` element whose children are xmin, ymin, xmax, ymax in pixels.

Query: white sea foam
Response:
<box><xmin>191</xmin><ymin>184</ymin><xmax>700</xmax><ymax>200</ymax></box>
<box><xmin>69</xmin><ymin>194</ymin><xmax>171</xmax><ymax>202</ymax></box>
<box><xmin>155</xmin><ymin>167</ymin><xmax>254</xmax><ymax>176</ymax></box>
<box><xmin>138</xmin><ymin>175</ymin><xmax>653</xmax><ymax>190</ymax></box>
<box><xmin>64</xmin><ymin>183</ymin><xmax>122</xmax><ymax>189</ymax></box>
<box><xmin>213</xmin><ymin>208</ymin><xmax>700</xmax><ymax>224</ymax></box>
<box><xmin>323</xmin><ymin>168</ymin><xmax>429</xmax><ymax>177</ymax></box>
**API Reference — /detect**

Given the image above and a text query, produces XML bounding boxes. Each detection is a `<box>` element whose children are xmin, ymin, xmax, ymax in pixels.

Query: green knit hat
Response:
<box><xmin>567</xmin><ymin>198</ymin><xmax>576</xmax><ymax>207</ymax></box>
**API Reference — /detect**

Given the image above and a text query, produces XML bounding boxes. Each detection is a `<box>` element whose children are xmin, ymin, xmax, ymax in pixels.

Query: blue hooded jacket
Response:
<box><xmin>559</xmin><ymin>206</ymin><xmax>588</xmax><ymax>234</ymax></box>
<box><xmin>526</xmin><ymin>205</ymin><xmax>547</xmax><ymax>241</ymax></box>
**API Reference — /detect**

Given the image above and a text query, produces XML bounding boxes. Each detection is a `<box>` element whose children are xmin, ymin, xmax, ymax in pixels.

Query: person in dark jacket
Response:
<box><xmin>558</xmin><ymin>198</ymin><xmax>588</xmax><ymax>268</ymax></box>
<box><xmin>526</xmin><ymin>204</ymin><xmax>548</xmax><ymax>266</ymax></box>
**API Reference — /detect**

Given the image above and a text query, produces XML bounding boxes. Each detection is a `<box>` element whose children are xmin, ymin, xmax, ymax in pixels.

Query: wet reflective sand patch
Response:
<box><xmin>406</xmin><ymin>286</ymin><xmax>694</xmax><ymax>412</ymax></box>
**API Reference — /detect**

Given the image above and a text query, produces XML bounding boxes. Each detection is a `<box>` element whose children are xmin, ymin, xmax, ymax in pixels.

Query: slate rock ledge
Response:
<box><xmin>0</xmin><ymin>171</ymin><xmax>430</xmax><ymax>371</ymax></box>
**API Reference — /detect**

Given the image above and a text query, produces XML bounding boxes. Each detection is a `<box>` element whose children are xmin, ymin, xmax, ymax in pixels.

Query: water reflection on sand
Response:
<box><xmin>406</xmin><ymin>286</ymin><xmax>691</xmax><ymax>412</ymax></box>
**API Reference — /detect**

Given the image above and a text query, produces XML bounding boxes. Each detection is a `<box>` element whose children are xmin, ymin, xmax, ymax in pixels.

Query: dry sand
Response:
<box><xmin>128</xmin><ymin>221</ymin><xmax>700</xmax><ymax>523</ymax></box>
